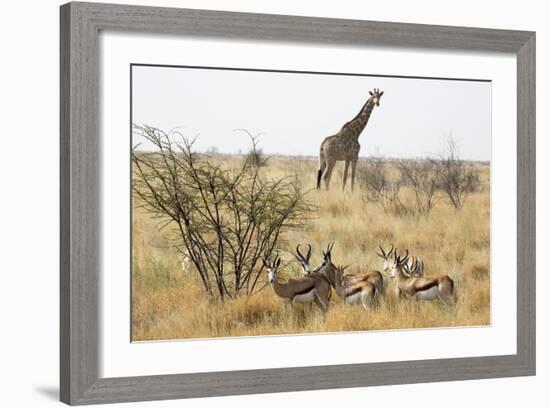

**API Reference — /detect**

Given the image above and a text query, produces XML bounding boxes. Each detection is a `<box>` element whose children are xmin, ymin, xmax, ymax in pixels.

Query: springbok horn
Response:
<box><xmin>408</xmin><ymin>260</ymin><xmax>416</xmax><ymax>275</ymax></box>
<box><xmin>325</xmin><ymin>243</ymin><xmax>334</xmax><ymax>261</ymax></box>
<box><xmin>306</xmin><ymin>244</ymin><xmax>312</xmax><ymax>262</ymax></box>
<box><xmin>377</xmin><ymin>245</ymin><xmax>386</xmax><ymax>258</ymax></box>
<box><xmin>401</xmin><ymin>249</ymin><xmax>409</xmax><ymax>263</ymax></box>
<box><xmin>296</xmin><ymin>244</ymin><xmax>304</xmax><ymax>260</ymax></box>
<box><xmin>388</xmin><ymin>244</ymin><xmax>394</xmax><ymax>257</ymax></box>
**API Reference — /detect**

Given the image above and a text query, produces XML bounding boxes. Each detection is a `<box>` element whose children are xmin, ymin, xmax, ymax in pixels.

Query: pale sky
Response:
<box><xmin>132</xmin><ymin>65</ymin><xmax>491</xmax><ymax>161</ymax></box>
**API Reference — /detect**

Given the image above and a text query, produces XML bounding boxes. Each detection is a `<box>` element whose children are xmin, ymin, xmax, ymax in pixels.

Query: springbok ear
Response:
<box><xmin>379</xmin><ymin>91</ymin><xmax>384</xmax><ymax>96</ymax></box>
<box><xmin>369</xmin><ymin>91</ymin><xmax>374</xmax><ymax>96</ymax></box>
<box><xmin>276</xmin><ymin>258</ymin><xmax>281</xmax><ymax>267</ymax></box>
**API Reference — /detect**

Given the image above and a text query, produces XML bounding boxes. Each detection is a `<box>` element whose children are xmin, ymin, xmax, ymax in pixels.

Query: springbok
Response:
<box><xmin>390</xmin><ymin>249</ymin><xmax>455</xmax><ymax>306</ymax></box>
<box><xmin>263</xmin><ymin>253</ymin><xmax>332</xmax><ymax>312</ymax></box>
<box><xmin>296</xmin><ymin>243</ymin><xmax>384</xmax><ymax>296</ymax></box>
<box><xmin>345</xmin><ymin>268</ymin><xmax>386</xmax><ymax>297</ymax></box>
<box><xmin>319</xmin><ymin>242</ymin><xmax>386</xmax><ymax>295</ymax></box>
<box><xmin>377</xmin><ymin>244</ymin><xmax>424</xmax><ymax>277</ymax></box>
<box><xmin>294</xmin><ymin>244</ymin><xmax>313</xmax><ymax>276</ymax></box>
<box><xmin>316</xmin><ymin>244</ymin><xmax>378</xmax><ymax>310</ymax></box>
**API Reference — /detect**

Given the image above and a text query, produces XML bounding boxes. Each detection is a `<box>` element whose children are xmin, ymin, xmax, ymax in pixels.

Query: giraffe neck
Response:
<box><xmin>342</xmin><ymin>97</ymin><xmax>376</xmax><ymax>141</ymax></box>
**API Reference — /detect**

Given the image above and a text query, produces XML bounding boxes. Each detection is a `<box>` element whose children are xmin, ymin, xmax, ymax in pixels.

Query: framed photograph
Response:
<box><xmin>60</xmin><ymin>2</ymin><xmax>535</xmax><ymax>405</ymax></box>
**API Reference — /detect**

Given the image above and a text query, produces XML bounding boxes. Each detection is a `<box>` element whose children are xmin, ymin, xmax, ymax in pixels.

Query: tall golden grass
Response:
<box><xmin>132</xmin><ymin>156</ymin><xmax>490</xmax><ymax>341</ymax></box>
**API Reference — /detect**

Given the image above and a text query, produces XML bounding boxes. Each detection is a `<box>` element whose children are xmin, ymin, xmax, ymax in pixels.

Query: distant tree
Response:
<box><xmin>432</xmin><ymin>137</ymin><xmax>480</xmax><ymax>209</ymax></box>
<box><xmin>234</xmin><ymin>129</ymin><xmax>268</xmax><ymax>168</ymax></box>
<box><xmin>245</xmin><ymin>146</ymin><xmax>266</xmax><ymax>168</ymax></box>
<box><xmin>357</xmin><ymin>157</ymin><xmax>405</xmax><ymax>214</ymax></box>
<box><xmin>205</xmin><ymin>145</ymin><xmax>219</xmax><ymax>155</ymax></box>
<box><xmin>398</xmin><ymin>159</ymin><xmax>439</xmax><ymax>216</ymax></box>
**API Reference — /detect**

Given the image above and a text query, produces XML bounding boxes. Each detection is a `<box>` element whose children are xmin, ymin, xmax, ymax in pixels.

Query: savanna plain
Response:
<box><xmin>132</xmin><ymin>153</ymin><xmax>490</xmax><ymax>341</ymax></box>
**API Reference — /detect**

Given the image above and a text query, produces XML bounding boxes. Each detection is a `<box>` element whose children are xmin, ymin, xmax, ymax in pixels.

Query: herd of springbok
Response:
<box><xmin>262</xmin><ymin>243</ymin><xmax>456</xmax><ymax>312</ymax></box>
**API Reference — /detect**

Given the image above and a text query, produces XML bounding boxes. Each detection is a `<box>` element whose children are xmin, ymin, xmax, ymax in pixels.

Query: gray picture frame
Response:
<box><xmin>60</xmin><ymin>2</ymin><xmax>536</xmax><ymax>405</ymax></box>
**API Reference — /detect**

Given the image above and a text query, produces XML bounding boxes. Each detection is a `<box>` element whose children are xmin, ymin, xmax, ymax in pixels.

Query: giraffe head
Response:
<box><xmin>369</xmin><ymin>88</ymin><xmax>384</xmax><ymax>106</ymax></box>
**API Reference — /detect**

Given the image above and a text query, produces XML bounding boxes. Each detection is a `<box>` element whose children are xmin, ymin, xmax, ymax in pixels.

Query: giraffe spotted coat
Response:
<box><xmin>316</xmin><ymin>88</ymin><xmax>383</xmax><ymax>191</ymax></box>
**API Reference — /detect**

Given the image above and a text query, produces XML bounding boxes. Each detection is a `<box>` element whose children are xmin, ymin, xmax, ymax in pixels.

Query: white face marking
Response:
<box><xmin>390</xmin><ymin>262</ymin><xmax>398</xmax><ymax>278</ymax></box>
<box><xmin>267</xmin><ymin>268</ymin><xmax>276</xmax><ymax>283</ymax></box>
<box><xmin>300</xmin><ymin>262</ymin><xmax>310</xmax><ymax>276</ymax></box>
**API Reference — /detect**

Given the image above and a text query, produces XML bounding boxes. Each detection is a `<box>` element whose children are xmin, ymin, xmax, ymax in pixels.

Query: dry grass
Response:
<box><xmin>132</xmin><ymin>155</ymin><xmax>490</xmax><ymax>341</ymax></box>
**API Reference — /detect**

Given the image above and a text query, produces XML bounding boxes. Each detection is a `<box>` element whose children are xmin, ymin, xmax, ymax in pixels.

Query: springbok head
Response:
<box><xmin>335</xmin><ymin>264</ymin><xmax>349</xmax><ymax>283</ymax></box>
<box><xmin>312</xmin><ymin>242</ymin><xmax>346</xmax><ymax>287</ymax></box>
<box><xmin>294</xmin><ymin>244</ymin><xmax>313</xmax><ymax>276</ymax></box>
<box><xmin>311</xmin><ymin>242</ymin><xmax>335</xmax><ymax>274</ymax></box>
<box><xmin>263</xmin><ymin>253</ymin><xmax>281</xmax><ymax>283</ymax></box>
<box><xmin>390</xmin><ymin>249</ymin><xmax>409</xmax><ymax>279</ymax></box>
<box><xmin>369</xmin><ymin>88</ymin><xmax>384</xmax><ymax>107</ymax></box>
<box><xmin>376</xmin><ymin>244</ymin><xmax>395</xmax><ymax>273</ymax></box>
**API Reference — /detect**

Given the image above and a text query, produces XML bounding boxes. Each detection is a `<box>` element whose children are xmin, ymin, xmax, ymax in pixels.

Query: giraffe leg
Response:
<box><xmin>316</xmin><ymin>153</ymin><xmax>327</xmax><ymax>190</ymax></box>
<box><xmin>350</xmin><ymin>159</ymin><xmax>358</xmax><ymax>192</ymax></box>
<box><xmin>324</xmin><ymin>160</ymin><xmax>336</xmax><ymax>190</ymax></box>
<box><xmin>342</xmin><ymin>160</ymin><xmax>350</xmax><ymax>191</ymax></box>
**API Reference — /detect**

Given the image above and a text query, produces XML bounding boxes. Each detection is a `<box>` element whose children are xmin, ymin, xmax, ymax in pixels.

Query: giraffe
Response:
<box><xmin>316</xmin><ymin>88</ymin><xmax>384</xmax><ymax>191</ymax></box>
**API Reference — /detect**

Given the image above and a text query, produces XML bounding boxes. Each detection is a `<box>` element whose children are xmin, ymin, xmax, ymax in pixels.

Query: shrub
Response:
<box><xmin>132</xmin><ymin>124</ymin><xmax>313</xmax><ymax>300</ymax></box>
<box><xmin>432</xmin><ymin>138</ymin><xmax>480</xmax><ymax>209</ymax></box>
<box><xmin>357</xmin><ymin>157</ymin><xmax>406</xmax><ymax>215</ymax></box>
<box><xmin>397</xmin><ymin>159</ymin><xmax>439</xmax><ymax>216</ymax></box>
<box><xmin>245</xmin><ymin>146</ymin><xmax>267</xmax><ymax>168</ymax></box>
